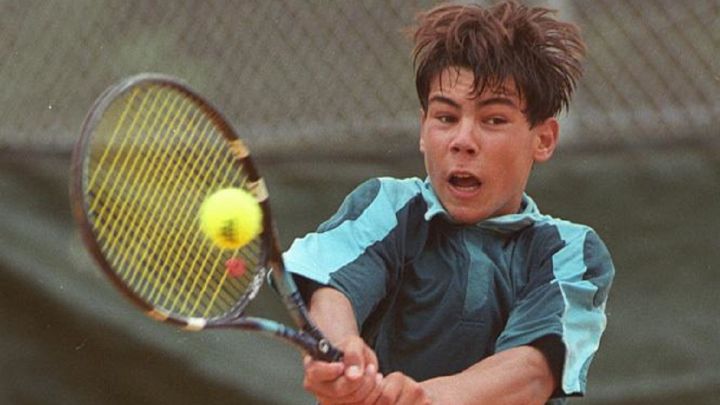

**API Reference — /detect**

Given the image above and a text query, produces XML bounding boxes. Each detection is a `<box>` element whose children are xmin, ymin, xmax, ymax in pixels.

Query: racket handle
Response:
<box><xmin>281</xmin><ymin>324</ymin><xmax>342</xmax><ymax>361</ymax></box>
<box><xmin>299</xmin><ymin>319</ymin><xmax>343</xmax><ymax>362</ymax></box>
<box><xmin>317</xmin><ymin>338</ymin><xmax>343</xmax><ymax>362</ymax></box>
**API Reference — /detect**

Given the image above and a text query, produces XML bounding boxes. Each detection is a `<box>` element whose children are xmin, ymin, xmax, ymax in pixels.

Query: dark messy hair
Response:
<box><xmin>410</xmin><ymin>0</ymin><xmax>586</xmax><ymax>126</ymax></box>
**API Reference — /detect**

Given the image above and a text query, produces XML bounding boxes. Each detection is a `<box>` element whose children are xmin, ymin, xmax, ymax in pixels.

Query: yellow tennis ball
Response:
<box><xmin>199</xmin><ymin>188</ymin><xmax>263</xmax><ymax>249</ymax></box>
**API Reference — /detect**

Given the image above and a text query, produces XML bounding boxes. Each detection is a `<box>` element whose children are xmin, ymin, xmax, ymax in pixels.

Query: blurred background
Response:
<box><xmin>1</xmin><ymin>0</ymin><xmax>718</xmax><ymax>404</ymax></box>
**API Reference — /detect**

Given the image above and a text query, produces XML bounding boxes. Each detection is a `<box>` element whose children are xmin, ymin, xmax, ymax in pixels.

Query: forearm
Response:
<box><xmin>421</xmin><ymin>345</ymin><xmax>555</xmax><ymax>405</ymax></box>
<box><xmin>303</xmin><ymin>287</ymin><xmax>385</xmax><ymax>404</ymax></box>
<box><xmin>308</xmin><ymin>287</ymin><xmax>360</xmax><ymax>345</ymax></box>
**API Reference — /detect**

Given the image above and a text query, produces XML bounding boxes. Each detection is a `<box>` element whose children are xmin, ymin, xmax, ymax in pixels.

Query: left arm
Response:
<box><xmin>421</xmin><ymin>345</ymin><xmax>555</xmax><ymax>405</ymax></box>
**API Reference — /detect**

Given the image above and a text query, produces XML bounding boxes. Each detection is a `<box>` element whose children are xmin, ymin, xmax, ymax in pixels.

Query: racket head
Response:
<box><xmin>71</xmin><ymin>74</ymin><xmax>274</xmax><ymax>329</ymax></box>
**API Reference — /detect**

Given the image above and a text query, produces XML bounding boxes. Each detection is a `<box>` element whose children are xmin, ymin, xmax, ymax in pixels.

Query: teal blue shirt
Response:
<box><xmin>284</xmin><ymin>177</ymin><xmax>614</xmax><ymax>399</ymax></box>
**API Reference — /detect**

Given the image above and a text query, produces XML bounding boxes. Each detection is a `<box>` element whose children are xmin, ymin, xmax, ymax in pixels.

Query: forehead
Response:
<box><xmin>429</xmin><ymin>67</ymin><xmax>520</xmax><ymax>101</ymax></box>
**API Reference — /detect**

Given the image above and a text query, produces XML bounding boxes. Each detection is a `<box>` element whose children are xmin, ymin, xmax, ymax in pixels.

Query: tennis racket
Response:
<box><xmin>70</xmin><ymin>73</ymin><xmax>341</xmax><ymax>362</ymax></box>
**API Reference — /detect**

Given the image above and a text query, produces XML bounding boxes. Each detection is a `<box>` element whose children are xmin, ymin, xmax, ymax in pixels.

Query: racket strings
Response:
<box><xmin>166</xmin><ymin>138</ymin><xmax>245</xmax><ymax>314</ymax></box>
<box><xmin>126</xmin><ymin>106</ymin><xmax>216</xmax><ymax>295</ymax></box>
<box><xmin>114</xmin><ymin>91</ymin><xmax>256</xmax><ymax>314</ymax></box>
<box><xmin>90</xmin><ymin>87</ymin><xmax>180</xmax><ymax>240</ymax></box>
<box><xmin>99</xmin><ymin>88</ymin><xmax>198</xmax><ymax>292</ymax></box>
<box><xmin>103</xmin><ymin>88</ymin><xmax>194</xmax><ymax>281</ymax></box>
<box><xmin>86</xmin><ymin>83</ymin><xmax>265</xmax><ymax>319</ymax></box>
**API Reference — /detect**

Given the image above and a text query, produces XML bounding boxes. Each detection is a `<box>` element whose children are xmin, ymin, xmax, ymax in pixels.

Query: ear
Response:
<box><xmin>533</xmin><ymin>117</ymin><xmax>559</xmax><ymax>163</ymax></box>
<box><xmin>419</xmin><ymin>108</ymin><xmax>427</xmax><ymax>153</ymax></box>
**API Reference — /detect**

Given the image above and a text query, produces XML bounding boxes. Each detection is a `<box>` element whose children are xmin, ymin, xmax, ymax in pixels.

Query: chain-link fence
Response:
<box><xmin>1</xmin><ymin>0</ymin><xmax>718</xmax><ymax>156</ymax></box>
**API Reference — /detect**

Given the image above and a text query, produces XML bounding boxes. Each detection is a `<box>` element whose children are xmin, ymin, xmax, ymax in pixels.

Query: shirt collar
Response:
<box><xmin>421</xmin><ymin>178</ymin><xmax>543</xmax><ymax>233</ymax></box>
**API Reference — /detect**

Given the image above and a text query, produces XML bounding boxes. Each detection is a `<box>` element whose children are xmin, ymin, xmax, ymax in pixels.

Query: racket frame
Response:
<box><xmin>71</xmin><ymin>73</ymin><xmax>340</xmax><ymax>361</ymax></box>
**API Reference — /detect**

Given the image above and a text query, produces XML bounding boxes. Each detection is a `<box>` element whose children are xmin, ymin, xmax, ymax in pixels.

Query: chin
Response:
<box><xmin>447</xmin><ymin>208</ymin><xmax>489</xmax><ymax>225</ymax></box>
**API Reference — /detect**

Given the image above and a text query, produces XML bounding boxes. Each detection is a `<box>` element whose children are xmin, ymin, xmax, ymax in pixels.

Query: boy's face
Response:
<box><xmin>419</xmin><ymin>67</ymin><xmax>558</xmax><ymax>224</ymax></box>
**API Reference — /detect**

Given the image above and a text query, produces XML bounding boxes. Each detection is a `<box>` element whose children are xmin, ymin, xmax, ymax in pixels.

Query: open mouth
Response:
<box><xmin>448</xmin><ymin>173</ymin><xmax>481</xmax><ymax>190</ymax></box>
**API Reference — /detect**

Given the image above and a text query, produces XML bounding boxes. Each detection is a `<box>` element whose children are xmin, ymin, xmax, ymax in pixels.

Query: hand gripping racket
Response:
<box><xmin>70</xmin><ymin>74</ymin><xmax>341</xmax><ymax>362</ymax></box>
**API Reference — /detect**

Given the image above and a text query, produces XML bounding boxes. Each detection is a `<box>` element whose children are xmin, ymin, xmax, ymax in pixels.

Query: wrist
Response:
<box><xmin>421</xmin><ymin>375</ymin><xmax>459</xmax><ymax>404</ymax></box>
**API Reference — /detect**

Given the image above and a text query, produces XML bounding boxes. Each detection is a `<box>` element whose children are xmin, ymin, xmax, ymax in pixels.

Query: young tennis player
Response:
<box><xmin>285</xmin><ymin>1</ymin><xmax>614</xmax><ymax>403</ymax></box>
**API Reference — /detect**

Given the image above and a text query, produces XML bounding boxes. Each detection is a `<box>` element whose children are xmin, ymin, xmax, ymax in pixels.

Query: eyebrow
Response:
<box><xmin>428</xmin><ymin>94</ymin><xmax>519</xmax><ymax>109</ymax></box>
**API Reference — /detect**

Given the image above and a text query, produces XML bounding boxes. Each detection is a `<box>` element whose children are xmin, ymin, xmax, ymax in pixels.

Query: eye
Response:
<box><xmin>484</xmin><ymin>116</ymin><xmax>508</xmax><ymax>125</ymax></box>
<box><xmin>436</xmin><ymin>114</ymin><xmax>458</xmax><ymax>124</ymax></box>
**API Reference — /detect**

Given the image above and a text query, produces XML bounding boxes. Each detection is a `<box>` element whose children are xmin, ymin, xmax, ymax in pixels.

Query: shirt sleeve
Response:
<box><xmin>495</xmin><ymin>224</ymin><xmax>615</xmax><ymax>398</ymax></box>
<box><xmin>283</xmin><ymin>178</ymin><xmax>413</xmax><ymax>327</ymax></box>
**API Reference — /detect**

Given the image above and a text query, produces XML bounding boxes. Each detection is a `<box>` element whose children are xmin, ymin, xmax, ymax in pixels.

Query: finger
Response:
<box><xmin>362</xmin><ymin>344</ymin><xmax>379</xmax><ymax>371</ymax></box>
<box><xmin>307</xmin><ymin>378</ymin><xmax>358</xmax><ymax>400</ymax></box>
<box><xmin>335</xmin><ymin>364</ymin><xmax>382</xmax><ymax>405</ymax></box>
<box><xmin>304</xmin><ymin>356</ymin><xmax>345</xmax><ymax>382</ymax></box>
<box><xmin>374</xmin><ymin>373</ymin><xmax>403</xmax><ymax>405</ymax></box>
<box><xmin>341</xmin><ymin>337</ymin><xmax>368</xmax><ymax>380</ymax></box>
<box><xmin>358</xmin><ymin>371</ymin><xmax>384</xmax><ymax>405</ymax></box>
<box><xmin>306</xmin><ymin>368</ymin><xmax>373</xmax><ymax>399</ymax></box>
<box><xmin>315</xmin><ymin>364</ymin><xmax>382</xmax><ymax>403</ymax></box>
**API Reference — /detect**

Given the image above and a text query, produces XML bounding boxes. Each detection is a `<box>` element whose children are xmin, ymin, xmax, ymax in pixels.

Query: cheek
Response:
<box><xmin>420</xmin><ymin>136</ymin><xmax>442</xmax><ymax>167</ymax></box>
<box><xmin>487</xmin><ymin>141</ymin><xmax>533</xmax><ymax>182</ymax></box>
<box><xmin>424</xmin><ymin>152</ymin><xmax>442</xmax><ymax>183</ymax></box>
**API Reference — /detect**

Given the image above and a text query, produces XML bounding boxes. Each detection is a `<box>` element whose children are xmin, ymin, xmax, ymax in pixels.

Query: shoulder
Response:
<box><xmin>522</xmin><ymin>215</ymin><xmax>611</xmax><ymax>261</ymax></box>
<box><xmin>317</xmin><ymin>177</ymin><xmax>427</xmax><ymax>232</ymax></box>
<box><xmin>371</xmin><ymin>177</ymin><xmax>426</xmax><ymax>204</ymax></box>
<box><xmin>335</xmin><ymin>177</ymin><xmax>425</xmax><ymax>213</ymax></box>
<box><xmin>536</xmin><ymin>217</ymin><xmax>612</xmax><ymax>270</ymax></box>
<box><xmin>524</xmin><ymin>216</ymin><xmax>615</xmax><ymax>304</ymax></box>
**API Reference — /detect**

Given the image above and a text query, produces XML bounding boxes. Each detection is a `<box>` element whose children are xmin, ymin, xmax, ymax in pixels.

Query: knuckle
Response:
<box><xmin>345</xmin><ymin>385</ymin><xmax>368</xmax><ymax>402</ymax></box>
<box><xmin>376</xmin><ymin>393</ymin><xmax>393</xmax><ymax>405</ymax></box>
<box><xmin>415</xmin><ymin>389</ymin><xmax>431</xmax><ymax>404</ymax></box>
<box><xmin>386</xmin><ymin>371</ymin><xmax>403</xmax><ymax>380</ymax></box>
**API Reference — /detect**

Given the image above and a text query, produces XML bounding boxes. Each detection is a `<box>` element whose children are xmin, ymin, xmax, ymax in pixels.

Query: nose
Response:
<box><xmin>449</xmin><ymin>121</ymin><xmax>479</xmax><ymax>155</ymax></box>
